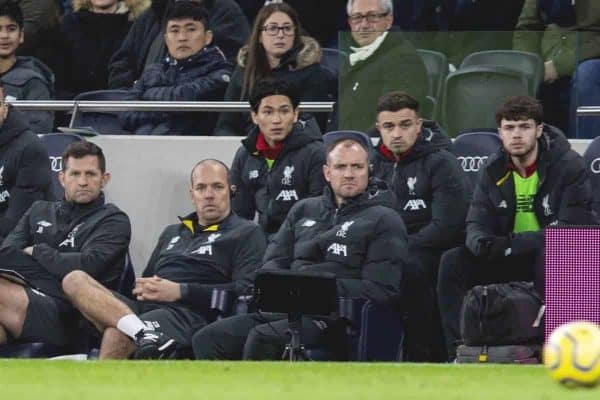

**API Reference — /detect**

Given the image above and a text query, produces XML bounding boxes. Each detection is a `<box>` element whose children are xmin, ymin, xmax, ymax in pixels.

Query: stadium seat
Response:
<box><xmin>450</xmin><ymin>129</ymin><xmax>502</xmax><ymax>196</ymax></box>
<box><xmin>321</xmin><ymin>48</ymin><xmax>348</xmax><ymax>79</ymax></box>
<box><xmin>441</xmin><ymin>66</ymin><xmax>529</xmax><ymax>137</ymax></box>
<box><xmin>583</xmin><ymin>136</ymin><xmax>600</xmax><ymax>216</ymax></box>
<box><xmin>570</xmin><ymin>58</ymin><xmax>600</xmax><ymax>139</ymax></box>
<box><xmin>416</xmin><ymin>49</ymin><xmax>448</xmax><ymax>120</ymax></box>
<box><xmin>70</xmin><ymin>90</ymin><xmax>132</xmax><ymax>135</ymax></box>
<box><xmin>460</xmin><ymin>50</ymin><xmax>544</xmax><ymax>96</ymax></box>
<box><xmin>38</xmin><ymin>133</ymin><xmax>85</xmax><ymax>200</ymax></box>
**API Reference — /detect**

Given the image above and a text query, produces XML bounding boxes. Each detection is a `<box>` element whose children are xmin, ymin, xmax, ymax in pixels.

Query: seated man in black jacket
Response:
<box><xmin>0</xmin><ymin>84</ymin><xmax>53</xmax><ymax>241</ymax></box>
<box><xmin>61</xmin><ymin>159</ymin><xmax>267</xmax><ymax>359</ymax></box>
<box><xmin>437</xmin><ymin>96</ymin><xmax>594</xmax><ymax>361</ymax></box>
<box><xmin>193</xmin><ymin>130</ymin><xmax>406</xmax><ymax>360</ymax></box>
<box><xmin>371</xmin><ymin>91</ymin><xmax>469</xmax><ymax>361</ymax></box>
<box><xmin>0</xmin><ymin>141</ymin><xmax>131</xmax><ymax>348</ymax></box>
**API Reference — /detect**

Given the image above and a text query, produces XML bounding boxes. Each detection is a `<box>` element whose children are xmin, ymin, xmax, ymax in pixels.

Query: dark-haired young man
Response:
<box><xmin>437</xmin><ymin>96</ymin><xmax>594</xmax><ymax>361</ymax></box>
<box><xmin>0</xmin><ymin>1</ymin><xmax>54</xmax><ymax>133</ymax></box>
<box><xmin>0</xmin><ymin>141</ymin><xmax>131</xmax><ymax>348</ymax></box>
<box><xmin>371</xmin><ymin>91</ymin><xmax>468</xmax><ymax>361</ymax></box>
<box><xmin>120</xmin><ymin>1</ymin><xmax>232</xmax><ymax>135</ymax></box>
<box><xmin>230</xmin><ymin>78</ymin><xmax>326</xmax><ymax>236</ymax></box>
<box><xmin>193</xmin><ymin>131</ymin><xmax>406</xmax><ymax>361</ymax></box>
<box><xmin>61</xmin><ymin>159</ymin><xmax>267</xmax><ymax>359</ymax></box>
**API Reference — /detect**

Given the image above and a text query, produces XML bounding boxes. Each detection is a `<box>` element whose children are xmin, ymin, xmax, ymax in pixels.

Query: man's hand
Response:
<box><xmin>132</xmin><ymin>276</ymin><xmax>181</xmax><ymax>302</ymax></box>
<box><xmin>23</xmin><ymin>246</ymin><xmax>34</xmax><ymax>256</ymax></box>
<box><xmin>544</xmin><ymin>60</ymin><xmax>559</xmax><ymax>83</ymax></box>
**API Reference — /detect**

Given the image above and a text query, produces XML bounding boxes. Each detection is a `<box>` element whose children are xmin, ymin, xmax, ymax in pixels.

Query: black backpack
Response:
<box><xmin>460</xmin><ymin>281</ymin><xmax>544</xmax><ymax>346</ymax></box>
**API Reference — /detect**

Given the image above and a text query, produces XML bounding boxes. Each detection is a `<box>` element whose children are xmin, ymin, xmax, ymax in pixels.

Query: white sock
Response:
<box><xmin>116</xmin><ymin>314</ymin><xmax>147</xmax><ymax>339</ymax></box>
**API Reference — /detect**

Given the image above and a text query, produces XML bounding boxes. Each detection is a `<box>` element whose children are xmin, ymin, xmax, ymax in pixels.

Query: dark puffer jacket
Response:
<box><xmin>262</xmin><ymin>181</ymin><xmax>406</xmax><ymax>306</ymax></box>
<box><xmin>466</xmin><ymin>124</ymin><xmax>594</xmax><ymax>257</ymax></box>
<box><xmin>371</xmin><ymin>122</ymin><xmax>469</xmax><ymax>250</ymax></box>
<box><xmin>108</xmin><ymin>0</ymin><xmax>249</xmax><ymax>89</ymax></box>
<box><xmin>231</xmin><ymin>118</ymin><xmax>326</xmax><ymax>234</ymax></box>
<box><xmin>0</xmin><ymin>107</ymin><xmax>52</xmax><ymax>239</ymax></box>
<box><xmin>120</xmin><ymin>46</ymin><xmax>232</xmax><ymax>135</ymax></box>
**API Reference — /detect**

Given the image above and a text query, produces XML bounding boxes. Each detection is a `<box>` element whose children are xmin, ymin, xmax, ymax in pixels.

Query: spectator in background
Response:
<box><xmin>513</xmin><ymin>0</ymin><xmax>600</xmax><ymax>135</ymax></box>
<box><xmin>0</xmin><ymin>1</ymin><xmax>54</xmax><ymax>133</ymax></box>
<box><xmin>119</xmin><ymin>1</ymin><xmax>232</xmax><ymax>135</ymax></box>
<box><xmin>437</xmin><ymin>96</ymin><xmax>594</xmax><ymax>361</ymax></box>
<box><xmin>371</xmin><ymin>91</ymin><xmax>468</xmax><ymax>361</ymax></box>
<box><xmin>214</xmin><ymin>2</ymin><xmax>334</xmax><ymax>136</ymax></box>
<box><xmin>0</xmin><ymin>83</ymin><xmax>52</xmax><ymax>241</ymax></box>
<box><xmin>108</xmin><ymin>0</ymin><xmax>249</xmax><ymax>89</ymax></box>
<box><xmin>59</xmin><ymin>0</ymin><xmax>150</xmax><ymax>99</ymax></box>
<box><xmin>337</xmin><ymin>0</ymin><xmax>428</xmax><ymax>132</ymax></box>
<box><xmin>230</xmin><ymin>78</ymin><xmax>325</xmax><ymax>236</ymax></box>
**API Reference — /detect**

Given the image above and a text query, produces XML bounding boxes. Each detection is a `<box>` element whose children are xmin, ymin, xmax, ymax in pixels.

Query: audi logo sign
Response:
<box><xmin>590</xmin><ymin>158</ymin><xmax>600</xmax><ymax>174</ymax></box>
<box><xmin>49</xmin><ymin>156</ymin><xmax>63</xmax><ymax>172</ymax></box>
<box><xmin>457</xmin><ymin>156</ymin><xmax>488</xmax><ymax>172</ymax></box>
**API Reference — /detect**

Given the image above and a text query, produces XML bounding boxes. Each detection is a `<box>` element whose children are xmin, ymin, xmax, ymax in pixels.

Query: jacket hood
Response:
<box><xmin>0</xmin><ymin>106</ymin><xmax>33</xmax><ymax>146</ymax></box>
<box><xmin>73</xmin><ymin>0</ymin><xmax>150</xmax><ymax>19</ymax></box>
<box><xmin>374</xmin><ymin>120</ymin><xmax>451</xmax><ymax>163</ymax></box>
<box><xmin>242</xmin><ymin>117</ymin><xmax>322</xmax><ymax>154</ymax></box>
<box><xmin>322</xmin><ymin>177</ymin><xmax>398</xmax><ymax>212</ymax></box>
<box><xmin>237</xmin><ymin>36</ymin><xmax>322</xmax><ymax>70</ymax></box>
<box><xmin>2</xmin><ymin>57</ymin><xmax>54</xmax><ymax>90</ymax></box>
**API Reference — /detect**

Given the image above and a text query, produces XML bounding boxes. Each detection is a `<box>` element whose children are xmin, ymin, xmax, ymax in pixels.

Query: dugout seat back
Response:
<box><xmin>38</xmin><ymin>133</ymin><xmax>85</xmax><ymax>200</ymax></box>
<box><xmin>70</xmin><ymin>90</ymin><xmax>131</xmax><ymax>135</ymax></box>
<box><xmin>583</xmin><ymin>136</ymin><xmax>600</xmax><ymax>217</ymax></box>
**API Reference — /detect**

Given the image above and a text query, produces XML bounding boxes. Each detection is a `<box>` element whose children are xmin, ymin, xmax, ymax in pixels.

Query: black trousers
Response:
<box><xmin>192</xmin><ymin>312</ymin><xmax>345</xmax><ymax>360</ymax></box>
<box><xmin>437</xmin><ymin>246</ymin><xmax>543</xmax><ymax>361</ymax></box>
<box><xmin>401</xmin><ymin>246</ymin><xmax>447</xmax><ymax>362</ymax></box>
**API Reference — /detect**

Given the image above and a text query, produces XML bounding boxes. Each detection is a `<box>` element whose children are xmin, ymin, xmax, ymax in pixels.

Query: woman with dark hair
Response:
<box><xmin>214</xmin><ymin>2</ymin><xmax>334</xmax><ymax>136</ymax></box>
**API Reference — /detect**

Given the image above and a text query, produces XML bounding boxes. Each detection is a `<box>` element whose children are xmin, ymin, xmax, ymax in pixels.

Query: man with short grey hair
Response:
<box><xmin>337</xmin><ymin>0</ymin><xmax>428</xmax><ymax>132</ymax></box>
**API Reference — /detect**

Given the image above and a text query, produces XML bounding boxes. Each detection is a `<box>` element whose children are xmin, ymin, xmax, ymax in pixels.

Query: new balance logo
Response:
<box><xmin>249</xmin><ymin>170</ymin><xmax>259</xmax><ymax>179</ymax></box>
<box><xmin>275</xmin><ymin>190</ymin><xmax>299</xmax><ymax>201</ymax></box>
<box><xmin>166</xmin><ymin>236</ymin><xmax>180</xmax><ymax>250</ymax></box>
<box><xmin>302</xmin><ymin>219</ymin><xmax>316</xmax><ymax>227</ymax></box>
<box><xmin>0</xmin><ymin>190</ymin><xmax>9</xmax><ymax>203</ymax></box>
<box><xmin>192</xmin><ymin>245</ymin><xmax>213</xmax><ymax>256</ymax></box>
<box><xmin>498</xmin><ymin>200</ymin><xmax>507</xmax><ymax>209</ymax></box>
<box><xmin>327</xmin><ymin>243</ymin><xmax>347</xmax><ymax>257</ymax></box>
<box><xmin>403</xmin><ymin>199</ymin><xmax>427</xmax><ymax>211</ymax></box>
<box><xmin>59</xmin><ymin>223</ymin><xmax>84</xmax><ymax>248</ymax></box>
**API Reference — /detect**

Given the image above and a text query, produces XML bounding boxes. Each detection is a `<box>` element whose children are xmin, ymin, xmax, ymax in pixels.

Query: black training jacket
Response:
<box><xmin>1</xmin><ymin>194</ymin><xmax>131</xmax><ymax>298</ymax></box>
<box><xmin>142</xmin><ymin>212</ymin><xmax>266</xmax><ymax>313</ymax></box>
<box><xmin>262</xmin><ymin>181</ymin><xmax>406</xmax><ymax>306</ymax></box>
<box><xmin>231</xmin><ymin>119</ymin><xmax>326</xmax><ymax>234</ymax></box>
<box><xmin>371</xmin><ymin>124</ymin><xmax>469</xmax><ymax>250</ymax></box>
<box><xmin>0</xmin><ymin>107</ymin><xmax>52</xmax><ymax>239</ymax></box>
<box><xmin>466</xmin><ymin>125</ymin><xmax>594</xmax><ymax>257</ymax></box>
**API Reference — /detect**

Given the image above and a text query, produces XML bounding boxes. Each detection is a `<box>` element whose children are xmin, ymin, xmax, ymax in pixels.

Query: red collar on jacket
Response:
<box><xmin>378</xmin><ymin>142</ymin><xmax>413</xmax><ymax>162</ymax></box>
<box><xmin>256</xmin><ymin>131</ymin><xmax>284</xmax><ymax>159</ymax></box>
<box><xmin>507</xmin><ymin>159</ymin><xmax>537</xmax><ymax>178</ymax></box>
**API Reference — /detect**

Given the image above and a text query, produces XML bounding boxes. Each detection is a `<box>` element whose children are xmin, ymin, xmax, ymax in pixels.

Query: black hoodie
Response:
<box><xmin>0</xmin><ymin>107</ymin><xmax>52</xmax><ymax>239</ymax></box>
<box><xmin>231</xmin><ymin>118</ymin><xmax>326</xmax><ymax>234</ymax></box>
<box><xmin>371</xmin><ymin>123</ymin><xmax>469</xmax><ymax>250</ymax></box>
<box><xmin>466</xmin><ymin>125</ymin><xmax>594</xmax><ymax>257</ymax></box>
<box><xmin>262</xmin><ymin>180</ymin><xmax>405</xmax><ymax>306</ymax></box>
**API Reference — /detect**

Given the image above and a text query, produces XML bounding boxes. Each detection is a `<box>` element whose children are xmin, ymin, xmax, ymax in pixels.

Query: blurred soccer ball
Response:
<box><xmin>543</xmin><ymin>321</ymin><xmax>600</xmax><ymax>387</ymax></box>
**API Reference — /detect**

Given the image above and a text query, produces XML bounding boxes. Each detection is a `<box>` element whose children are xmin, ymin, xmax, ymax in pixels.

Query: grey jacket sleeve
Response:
<box><xmin>337</xmin><ymin>210</ymin><xmax>406</xmax><ymax>305</ymax></box>
<box><xmin>31</xmin><ymin>212</ymin><xmax>131</xmax><ymax>280</ymax></box>
<box><xmin>230</xmin><ymin>147</ymin><xmax>257</xmax><ymax>221</ymax></box>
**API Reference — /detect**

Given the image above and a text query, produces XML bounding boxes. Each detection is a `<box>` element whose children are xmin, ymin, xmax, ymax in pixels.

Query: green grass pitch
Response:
<box><xmin>0</xmin><ymin>361</ymin><xmax>598</xmax><ymax>399</ymax></box>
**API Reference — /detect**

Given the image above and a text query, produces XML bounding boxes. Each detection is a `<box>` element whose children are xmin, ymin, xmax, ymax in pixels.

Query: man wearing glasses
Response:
<box><xmin>371</xmin><ymin>91</ymin><xmax>469</xmax><ymax>361</ymax></box>
<box><xmin>337</xmin><ymin>0</ymin><xmax>428</xmax><ymax>133</ymax></box>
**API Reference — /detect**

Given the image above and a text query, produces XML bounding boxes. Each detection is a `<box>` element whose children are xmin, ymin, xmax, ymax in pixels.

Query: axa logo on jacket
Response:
<box><xmin>327</xmin><ymin>242</ymin><xmax>347</xmax><ymax>257</ymax></box>
<box><xmin>275</xmin><ymin>190</ymin><xmax>299</xmax><ymax>201</ymax></box>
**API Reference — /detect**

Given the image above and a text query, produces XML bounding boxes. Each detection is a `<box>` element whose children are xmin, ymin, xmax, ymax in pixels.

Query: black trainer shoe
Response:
<box><xmin>133</xmin><ymin>329</ymin><xmax>176</xmax><ymax>360</ymax></box>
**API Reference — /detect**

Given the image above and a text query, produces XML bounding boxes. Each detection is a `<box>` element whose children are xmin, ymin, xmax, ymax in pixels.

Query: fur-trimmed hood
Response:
<box><xmin>236</xmin><ymin>35</ymin><xmax>322</xmax><ymax>70</ymax></box>
<box><xmin>72</xmin><ymin>0</ymin><xmax>150</xmax><ymax>19</ymax></box>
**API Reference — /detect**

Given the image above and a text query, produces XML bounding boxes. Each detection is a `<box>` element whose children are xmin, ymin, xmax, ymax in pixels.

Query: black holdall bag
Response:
<box><xmin>460</xmin><ymin>281</ymin><xmax>545</xmax><ymax>347</ymax></box>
